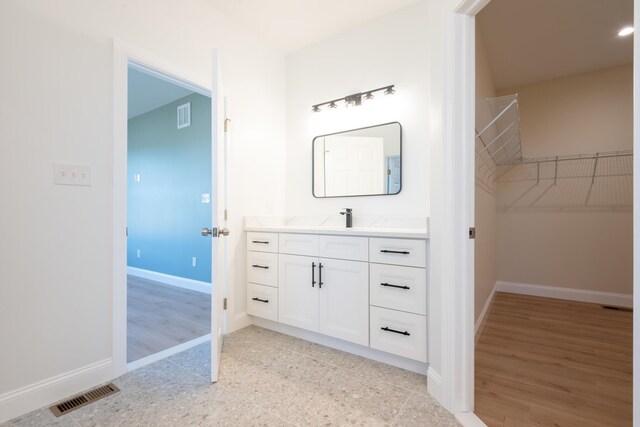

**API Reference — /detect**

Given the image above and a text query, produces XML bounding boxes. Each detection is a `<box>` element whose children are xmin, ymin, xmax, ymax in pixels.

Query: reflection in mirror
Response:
<box><xmin>313</xmin><ymin>122</ymin><xmax>402</xmax><ymax>198</ymax></box>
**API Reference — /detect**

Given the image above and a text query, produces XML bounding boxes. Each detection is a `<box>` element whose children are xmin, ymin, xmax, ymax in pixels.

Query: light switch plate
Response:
<box><xmin>54</xmin><ymin>163</ymin><xmax>91</xmax><ymax>186</ymax></box>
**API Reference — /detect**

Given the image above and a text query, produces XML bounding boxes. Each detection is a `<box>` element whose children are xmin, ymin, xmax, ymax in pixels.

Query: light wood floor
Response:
<box><xmin>127</xmin><ymin>275</ymin><xmax>210</xmax><ymax>362</ymax></box>
<box><xmin>475</xmin><ymin>292</ymin><xmax>632</xmax><ymax>427</ymax></box>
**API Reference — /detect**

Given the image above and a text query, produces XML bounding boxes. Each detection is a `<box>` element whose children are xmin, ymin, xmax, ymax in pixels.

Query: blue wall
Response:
<box><xmin>127</xmin><ymin>93</ymin><xmax>212</xmax><ymax>282</ymax></box>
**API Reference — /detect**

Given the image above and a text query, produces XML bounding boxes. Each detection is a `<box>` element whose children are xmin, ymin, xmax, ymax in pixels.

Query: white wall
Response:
<box><xmin>495</xmin><ymin>65</ymin><xmax>633</xmax><ymax>295</ymax></box>
<box><xmin>285</xmin><ymin>1</ymin><xmax>430</xmax><ymax>217</ymax></box>
<box><xmin>0</xmin><ymin>0</ymin><xmax>285</xmax><ymax>416</ymax></box>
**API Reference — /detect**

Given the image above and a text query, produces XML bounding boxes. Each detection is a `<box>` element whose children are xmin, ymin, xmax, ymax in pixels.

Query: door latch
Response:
<box><xmin>469</xmin><ymin>227</ymin><xmax>476</xmax><ymax>239</ymax></box>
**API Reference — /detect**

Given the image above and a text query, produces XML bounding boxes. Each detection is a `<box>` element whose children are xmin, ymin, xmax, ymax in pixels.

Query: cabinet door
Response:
<box><xmin>278</xmin><ymin>254</ymin><xmax>319</xmax><ymax>332</ymax></box>
<box><xmin>318</xmin><ymin>258</ymin><xmax>369</xmax><ymax>346</ymax></box>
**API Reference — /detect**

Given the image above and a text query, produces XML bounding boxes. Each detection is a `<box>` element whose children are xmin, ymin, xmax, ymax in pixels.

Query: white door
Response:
<box><xmin>324</xmin><ymin>136</ymin><xmax>385</xmax><ymax>196</ymax></box>
<box><xmin>318</xmin><ymin>258</ymin><xmax>369</xmax><ymax>346</ymax></box>
<box><xmin>279</xmin><ymin>254</ymin><xmax>319</xmax><ymax>332</ymax></box>
<box><xmin>208</xmin><ymin>52</ymin><xmax>228</xmax><ymax>383</ymax></box>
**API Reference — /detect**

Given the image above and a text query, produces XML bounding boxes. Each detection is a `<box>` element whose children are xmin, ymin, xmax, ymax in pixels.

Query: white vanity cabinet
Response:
<box><xmin>246</xmin><ymin>229</ymin><xmax>428</xmax><ymax>363</ymax></box>
<box><xmin>246</xmin><ymin>232</ymin><xmax>279</xmax><ymax>322</ymax></box>
<box><xmin>278</xmin><ymin>235</ymin><xmax>369</xmax><ymax>346</ymax></box>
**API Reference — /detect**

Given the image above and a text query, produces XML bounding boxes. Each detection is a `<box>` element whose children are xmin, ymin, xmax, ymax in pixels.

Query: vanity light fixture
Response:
<box><xmin>311</xmin><ymin>84</ymin><xmax>395</xmax><ymax>112</ymax></box>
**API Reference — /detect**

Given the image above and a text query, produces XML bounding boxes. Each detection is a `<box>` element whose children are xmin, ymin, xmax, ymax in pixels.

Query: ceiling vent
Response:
<box><xmin>177</xmin><ymin>102</ymin><xmax>191</xmax><ymax>129</ymax></box>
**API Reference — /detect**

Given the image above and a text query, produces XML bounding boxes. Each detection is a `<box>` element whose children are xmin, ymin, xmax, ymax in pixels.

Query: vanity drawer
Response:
<box><xmin>369</xmin><ymin>238</ymin><xmax>426</xmax><ymax>268</ymax></box>
<box><xmin>370</xmin><ymin>264</ymin><xmax>426</xmax><ymax>315</ymax></box>
<box><xmin>247</xmin><ymin>232</ymin><xmax>279</xmax><ymax>253</ymax></box>
<box><xmin>319</xmin><ymin>235</ymin><xmax>368</xmax><ymax>262</ymax></box>
<box><xmin>279</xmin><ymin>233</ymin><xmax>319</xmax><ymax>257</ymax></box>
<box><xmin>370</xmin><ymin>306</ymin><xmax>427</xmax><ymax>362</ymax></box>
<box><xmin>247</xmin><ymin>251</ymin><xmax>278</xmax><ymax>287</ymax></box>
<box><xmin>247</xmin><ymin>283</ymin><xmax>278</xmax><ymax>322</ymax></box>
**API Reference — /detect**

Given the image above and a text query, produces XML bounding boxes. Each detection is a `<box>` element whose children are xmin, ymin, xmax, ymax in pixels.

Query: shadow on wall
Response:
<box><xmin>495</xmin><ymin>154</ymin><xmax>633</xmax><ymax>212</ymax></box>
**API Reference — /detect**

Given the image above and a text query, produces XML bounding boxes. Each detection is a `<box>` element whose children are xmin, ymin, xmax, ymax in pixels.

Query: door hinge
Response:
<box><xmin>223</xmin><ymin>298</ymin><xmax>228</xmax><ymax>310</ymax></box>
<box><xmin>224</xmin><ymin>118</ymin><xmax>231</xmax><ymax>133</ymax></box>
<box><xmin>469</xmin><ymin>227</ymin><xmax>476</xmax><ymax>239</ymax></box>
<box><xmin>224</xmin><ymin>209</ymin><xmax>228</xmax><ymax>221</ymax></box>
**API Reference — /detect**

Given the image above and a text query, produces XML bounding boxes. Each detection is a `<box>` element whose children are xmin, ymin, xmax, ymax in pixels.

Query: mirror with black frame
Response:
<box><xmin>312</xmin><ymin>122</ymin><xmax>402</xmax><ymax>198</ymax></box>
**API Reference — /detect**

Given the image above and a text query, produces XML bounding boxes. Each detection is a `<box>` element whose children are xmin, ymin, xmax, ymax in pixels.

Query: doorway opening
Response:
<box><xmin>125</xmin><ymin>62</ymin><xmax>213</xmax><ymax>369</ymax></box>
<box><xmin>473</xmin><ymin>0</ymin><xmax>633</xmax><ymax>424</ymax></box>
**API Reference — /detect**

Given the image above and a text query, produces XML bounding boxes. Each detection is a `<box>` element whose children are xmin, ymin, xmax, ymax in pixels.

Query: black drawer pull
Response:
<box><xmin>380</xmin><ymin>249</ymin><xmax>410</xmax><ymax>255</ymax></box>
<box><xmin>380</xmin><ymin>282</ymin><xmax>410</xmax><ymax>290</ymax></box>
<box><xmin>252</xmin><ymin>297</ymin><xmax>269</xmax><ymax>303</ymax></box>
<box><xmin>252</xmin><ymin>240</ymin><xmax>270</xmax><ymax>244</ymax></box>
<box><xmin>381</xmin><ymin>326</ymin><xmax>410</xmax><ymax>336</ymax></box>
<box><xmin>251</xmin><ymin>264</ymin><xmax>269</xmax><ymax>269</ymax></box>
<box><xmin>312</xmin><ymin>262</ymin><xmax>316</xmax><ymax>287</ymax></box>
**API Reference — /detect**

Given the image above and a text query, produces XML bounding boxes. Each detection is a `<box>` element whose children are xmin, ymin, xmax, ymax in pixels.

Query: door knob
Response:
<box><xmin>202</xmin><ymin>227</ymin><xmax>230</xmax><ymax>237</ymax></box>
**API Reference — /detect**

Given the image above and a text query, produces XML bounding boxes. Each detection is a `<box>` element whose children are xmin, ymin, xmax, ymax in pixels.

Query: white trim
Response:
<box><xmin>456</xmin><ymin>411</ymin><xmax>488</xmax><ymax>427</ymax></box>
<box><xmin>633</xmin><ymin>2</ymin><xmax>640</xmax><ymax>424</ymax></box>
<box><xmin>474</xmin><ymin>282</ymin><xmax>497</xmax><ymax>340</ymax></box>
<box><xmin>427</xmin><ymin>367</ymin><xmax>442</xmax><ymax>402</ymax></box>
<box><xmin>252</xmin><ymin>317</ymin><xmax>429</xmax><ymax>375</ymax></box>
<box><xmin>127</xmin><ymin>267</ymin><xmax>211</xmax><ymax>294</ymax></box>
<box><xmin>0</xmin><ymin>359</ymin><xmax>112</xmax><ymax>424</ymax></box>
<box><xmin>127</xmin><ymin>334</ymin><xmax>211</xmax><ymax>372</ymax></box>
<box><xmin>428</xmin><ymin>0</ymin><xmax>478</xmax><ymax>413</ymax></box>
<box><xmin>496</xmin><ymin>281</ymin><xmax>633</xmax><ymax>308</ymax></box>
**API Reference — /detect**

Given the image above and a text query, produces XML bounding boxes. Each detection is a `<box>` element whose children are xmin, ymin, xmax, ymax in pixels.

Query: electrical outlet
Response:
<box><xmin>201</xmin><ymin>193</ymin><xmax>210</xmax><ymax>204</ymax></box>
<box><xmin>136</xmin><ymin>249</ymin><xmax>141</xmax><ymax>258</ymax></box>
<box><xmin>133</xmin><ymin>173</ymin><xmax>141</xmax><ymax>183</ymax></box>
<box><xmin>54</xmin><ymin>163</ymin><xmax>91</xmax><ymax>186</ymax></box>
<box><xmin>192</xmin><ymin>257</ymin><xmax>197</xmax><ymax>267</ymax></box>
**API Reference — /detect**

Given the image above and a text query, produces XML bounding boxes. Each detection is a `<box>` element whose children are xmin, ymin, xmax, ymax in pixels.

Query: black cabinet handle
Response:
<box><xmin>251</xmin><ymin>264</ymin><xmax>269</xmax><ymax>269</ymax></box>
<box><xmin>312</xmin><ymin>262</ymin><xmax>316</xmax><ymax>287</ymax></box>
<box><xmin>252</xmin><ymin>297</ymin><xmax>269</xmax><ymax>303</ymax></box>
<box><xmin>318</xmin><ymin>262</ymin><xmax>323</xmax><ymax>289</ymax></box>
<box><xmin>252</xmin><ymin>240</ymin><xmax>270</xmax><ymax>244</ymax></box>
<box><xmin>381</xmin><ymin>326</ymin><xmax>410</xmax><ymax>336</ymax></box>
<box><xmin>380</xmin><ymin>282</ymin><xmax>410</xmax><ymax>290</ymax></box>
<box><xmin>380</xmin><ymin>250</ymin><xmax>410</xmax><ymax>255</ymax></box>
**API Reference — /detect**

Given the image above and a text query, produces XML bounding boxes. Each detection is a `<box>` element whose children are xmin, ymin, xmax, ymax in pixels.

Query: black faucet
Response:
<box><xmin>340</xmin><ymin>208</ymin><xmax>353</xmax><ymax>228</ymax></box>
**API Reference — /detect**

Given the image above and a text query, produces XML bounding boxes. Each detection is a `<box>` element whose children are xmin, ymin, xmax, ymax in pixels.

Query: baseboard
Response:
<box><xmin>127</xmin><ymin>266</ymin><xmax>211</xmax><ymax>294</ymax></box>
<box><xmin>127</xmin><ymin>334</ymin><xmax>211</xmax><ymax>372</ymax></box>
<box><xmin>228</xmin><ymin>312</ymin><xmax>252</xmax><ymax>334</ymax></box>
<box><xmin>252</xmin><ymin>317</ymin><xmax>429</xmax><ymax>375</ymax></box>
<box><xmin>0</xmin><ymin>358</ymin><xmax>112</xmax><ymax>424</ymax></box>
<box><xmin>474</xmin><ymin>282</ymin><xmax>497</xmax><ymax>343</ymax></box>
<box><xmin>427</xmin><ymin>367</ymin><xmax>442</xmax><ymax>402</ymax></box>
<box><xmin>496</xmin><ymin>281</ymin><xmax>633</xmax><ymax>308</ymax></box>
<box><xmin>456</xmin><ymin>411</ymin><xmax>488</xmax><ymax>427</ymax></box>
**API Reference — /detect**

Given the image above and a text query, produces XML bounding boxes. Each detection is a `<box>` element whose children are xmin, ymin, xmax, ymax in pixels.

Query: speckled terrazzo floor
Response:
<box><xmin>4</xmin><ymin>325</ymin><xmax>459</xmax><ymax>426</ymax></box>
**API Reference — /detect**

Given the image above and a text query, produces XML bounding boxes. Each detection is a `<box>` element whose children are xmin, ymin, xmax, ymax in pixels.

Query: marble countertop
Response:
<box><xmin>244</xmin><ymin>216</ymin><xmax>429</xmax><ymax>239</ymax></box>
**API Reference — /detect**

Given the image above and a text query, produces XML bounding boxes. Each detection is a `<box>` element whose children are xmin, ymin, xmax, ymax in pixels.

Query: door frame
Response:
<box><xmin>112</xmin><ymin>40</ymin><xmax>216</xmax><ymax>378</ymax></box>
<box><xmin>435</xmin><ymin>0</ymin><xmax>640</xmax><ymax>424</ymax></box>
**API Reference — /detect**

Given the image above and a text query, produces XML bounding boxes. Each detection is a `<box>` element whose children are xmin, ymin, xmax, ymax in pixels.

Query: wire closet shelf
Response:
<box><xmin>476</xmin><ymin>94</ymin><xmax>633</xmax><ymax>185</ymax></box>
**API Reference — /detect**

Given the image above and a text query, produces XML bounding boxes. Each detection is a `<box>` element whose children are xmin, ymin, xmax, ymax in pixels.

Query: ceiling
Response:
<box><xmin>128</xmin><ymin>68</ymin><xmax>194</xmax><ymax>119</ymax></box>
<box><xmin>208</xmin><ymin>0</ymin><xmax>422</xmax><ymax>54</ymax></box>
<box><xmin>477</xmin><ymin>0</ymin><xmax>633</xmax><ymax>90</ymax></box>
